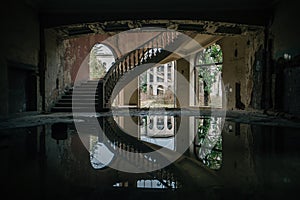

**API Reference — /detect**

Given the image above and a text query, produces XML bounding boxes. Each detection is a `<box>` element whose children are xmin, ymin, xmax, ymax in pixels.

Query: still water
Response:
<box><xmin>0</xmin><ymin>114</ymin><xmax>300</xmax><ymax>199</ymax></box>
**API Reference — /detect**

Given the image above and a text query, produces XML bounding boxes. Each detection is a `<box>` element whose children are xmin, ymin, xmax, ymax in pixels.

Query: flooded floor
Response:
<box><xmin>0</xmin><ymin>111</ymin><xmax>300</xmax><ymax>199</ymax></box>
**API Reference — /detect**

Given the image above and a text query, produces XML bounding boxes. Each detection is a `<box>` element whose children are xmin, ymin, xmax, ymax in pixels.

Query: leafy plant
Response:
<box><xmin>197</xmin><ymin>44</ymin><xmax>223</xmax><ymax>93</ymax></box>
<box><xmin>196</xmin><ymin>118</ymin><xmax>222</xmax><ymax>170</ymax></box>
<box><xmin>89</xmin><ymin>46</ymin><xmax>106</xmax><ymax>79</ymax></box>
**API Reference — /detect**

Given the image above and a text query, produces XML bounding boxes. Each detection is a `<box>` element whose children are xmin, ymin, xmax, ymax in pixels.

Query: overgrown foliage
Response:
<box><xmin>196</xmin><ymin>118</ymin><xmax>222</xmax><ymax>170</ymax></box>
<box><xmin>197</xmin><ymin>44</ymin><xmax>223</xmax><ymax>93</ymax></box>
<box><xmin>89</xmin><ymin>46</ymin><xmax>106</xmax><ymax>79</ymax></box>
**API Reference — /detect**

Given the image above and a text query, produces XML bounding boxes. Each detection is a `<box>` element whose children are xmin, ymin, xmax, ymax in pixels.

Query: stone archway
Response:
<box><xmin>89</xmin><ymin>43</ymin><xmax>116</xmax><ymax>80</ymax></box>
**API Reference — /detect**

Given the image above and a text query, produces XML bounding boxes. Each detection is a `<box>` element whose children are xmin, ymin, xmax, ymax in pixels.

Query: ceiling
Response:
<box><xmin>53</xmin><ymin>20</ymin><xmax>263</xmax><ymax>39</ymax></box>
<box><xmin>30</xmin><ymin>0</ymin><xmax>279</xmax><ymax>28</ymax></box>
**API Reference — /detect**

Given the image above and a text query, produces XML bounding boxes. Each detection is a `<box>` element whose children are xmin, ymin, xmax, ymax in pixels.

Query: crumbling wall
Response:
<box><xmin>219</xmin><ymin>30</ymin><xmax>264</xmax><ymax>110</ymax></box>
<box><xmin>0</xmin><ymin>0</ymin><xmax>40</xmax><ymax>117</ymax></box>
<box><xmin>271</xmin><ymin>0</ymin><xmax>300</xmax><ymax>116</ymax></box>
<box><xmin>44</xmin><ymin>29</ymin><xmax>65</xmax><ymax>111</ymax></box>
<box><xmin>63</xmin><ymin>34</ymin><xmax>110</xmax><ymax>83</ymax></box>
<box><xmin>62</xmin><ymin>32</ymin><xmax>162</xmax><ymax>108</ymax></box>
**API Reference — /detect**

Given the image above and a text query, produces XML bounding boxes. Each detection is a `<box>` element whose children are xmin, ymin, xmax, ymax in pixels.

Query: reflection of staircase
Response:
<box><xmin>98</xmin><ymin>116</ymin><xmax>182</xmax><ymax>188</ymax></box>
<box><xmin>51</xmin><ymin>80</ymin><xmax>99</xmax><ymax>112</ymax></box>
<box><xmin>101</xmin><ymin>31</ymin><xmax>183</xmax><ymax>109</ymax></box>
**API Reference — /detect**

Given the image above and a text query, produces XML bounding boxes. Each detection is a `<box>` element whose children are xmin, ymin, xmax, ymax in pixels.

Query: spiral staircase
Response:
<box><xmin>51</xmin><ymin>30</ymin><xmax>183</xmax><ymax>112</ymax></box>
<box><xmin>100</xmin><ymin>31</ymin><xmax>183</xmax><ymax>109</ymax></box>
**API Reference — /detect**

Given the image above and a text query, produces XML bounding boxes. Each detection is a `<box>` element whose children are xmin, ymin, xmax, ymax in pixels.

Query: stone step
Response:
<box><xmin>61</xmin><ymin>94</ymin><xmax>99</xmax><ymax>99</ymax></box>
<box><xmin>75</xmin><ymin>84</ymin><xmax>98</xmax><ymax>88</ymax></box>
<box><xmin>70</xmin><ymin>87</ymin><xmax>99</xmax><ymax>91</ymax></box>
<box><xmin>73</xmin><ymin>82</ymin><xmax>99</xmax><ymax>85</ymax></box>
<box><xmin>65</xmin><ymin>91</ymin><xmax>98</xmax><ymax>95</ymax></box>
<box><xmin>58</xmin><ymin>99</ymin><xmax>97</xmax><ymax>103</ymax></box>
<box><xmin>87</xmin><ymin>80</ymin><xmax>100</xmax><ymax>82</ymax></box>
<box><xmin>52</xmin><ymin>79</ymin><xmax>104</xmax><ymax>112</ymax></box>
<box><xmin>51</xmin><ymin>107</ymin><xmax>99</xmax><ymax>112</ymax></box>
<box><xmin>54</xmin><ymin>102</ymin><xmax>98</xmax><ymax>107</ymax></box>
<box><xmin>83</xmin><ymin>80</ymin><xmax>100</xmax><ymax>84</ymax></box>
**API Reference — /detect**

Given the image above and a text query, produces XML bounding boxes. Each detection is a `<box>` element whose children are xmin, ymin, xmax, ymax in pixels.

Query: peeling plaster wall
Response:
<box><xmin>63</xmin><ymin>32</ymin><xmax>163</xmax><ymax>84</ymax></box>
<box><xmin>0</xmin><ymin>0</ymin><xmax>40</xmax><ymax>117</ymax></box>
<box><xmin>44</xmin><ymin>29</ymin><xmax>65</xmax><ymax>111</ymax></box>
<box><xmin>63</xmin><ymin>34</ymin><xmax>110</xmax><ymax>83</ymax></box>
<box><xmin>62</xmin><ymin>32</ymin><xmax>162</xmax><ymax>108</ymax></box>
<box><xmin>219</xmin><ymin>31</ymin><xmax>264</xmax><ymax>110</ymax></box>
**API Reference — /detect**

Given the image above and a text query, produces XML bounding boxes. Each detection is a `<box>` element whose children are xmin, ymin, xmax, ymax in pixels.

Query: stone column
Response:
<box><xmin>153</xmin><ymin>67</ymin><xmax>157</xmax><ymax>96</ymax></box>
<box><xmin>164</xmin><ymin>63</ymin><xmax>168</xmax><ymax>94</ymax></box>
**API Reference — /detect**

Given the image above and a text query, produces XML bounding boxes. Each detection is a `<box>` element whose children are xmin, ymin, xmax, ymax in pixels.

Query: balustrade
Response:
<box><xmin>99</xmin><ymin>31</ymin><xmax>180</xmax><ymax>108</ymax></box>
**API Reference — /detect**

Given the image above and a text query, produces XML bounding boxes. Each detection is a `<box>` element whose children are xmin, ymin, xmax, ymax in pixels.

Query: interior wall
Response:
<box><xmin>63</xmin><ymin>34</ymin><xmax>111</xmax><ymax>83</ymax></box>
<box><xmin>8</xmin><ymin>66</ymin><xmax>37</xmax><ymax>113</ymax></box>
<box><xmin>44</xmin><ymin>29</ymin><xmax>65</xmax><ymax>111</ymax></box>
<box><xmin>271</xmin><ymin>0</ymin><xmax>300</xmax><ymax>116</ymax></box>
<box><xmin>271</xmin><ymin>0</ymin><xmax>300</xmax><ymax>60</ymax></box>
<box><xmin>0</xmin><ymin>0</ymin><xmax>40</xmax><ymax>117</ymax></box>
<box><xmin>219</xmin><ymin>31</ymin><xmax>264</xmax><ymax>110</ymax></box>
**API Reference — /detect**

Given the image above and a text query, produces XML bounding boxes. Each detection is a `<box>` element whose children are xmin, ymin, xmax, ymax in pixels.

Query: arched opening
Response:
<box><xmin>149</xmin><ymin>118</ymin><xmax>153</xmax><ymax>130</ymax></box>
<box><xmin>139</xmin><ymin>61</ymin><xmax>176</xmax><ymax>108</ymax></box>
<box><xmin>194</xmin><ymin>43</ymin><xmax>223</xmax><ymax>108</ymax></box>
<box><xmin>156</xmin><ymin>117</ymin><xmax>164</xmax><ymax>130</ymax></box>
<box><xmin>89</xmin><ymin>43</ymin><xmax>116</xmax><ymax>80</ymax></box>
<box><xmin>167</xmin><ymin>116</ymin><xmax>172</xmax><ymax>130</ymax></box>
<box><xmin>157</xmin><ymin>85</ymin><xmax>164</xmax><ymax>96</ymax></box>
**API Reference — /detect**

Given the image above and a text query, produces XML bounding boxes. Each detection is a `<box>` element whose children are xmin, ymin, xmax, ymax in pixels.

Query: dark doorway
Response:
<box><xmin>235</xmin><ymin>82</ymin><xmax>245</xmax><ymax>110</ymax></box>
<box><xmin>8</xmin><ymin>63</ymin><xmax>37</xmax><ymax>113</ymax></box>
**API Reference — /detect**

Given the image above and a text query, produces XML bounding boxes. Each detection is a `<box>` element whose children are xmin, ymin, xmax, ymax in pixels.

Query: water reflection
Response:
<box><xmin>86</xmin><ymin>116</ymin><xmax>176</xmax><ymax>173</ymax></box>
<box><xmin>113</xmin><ymin>179</ymin><xmax>178</xmax><ymax>189</ymax></box>
<box><xmin>136</xmin><ymin>179</ymin><xmax>177</xmax><ymax>189</ymax></box>
<box><xmin>51</xmin><ymin>123</ymin><xmax>68</xmax><ymax>144</ymax></box>
<box><xmin>140</xmin><ymin>116</ymin><xmax>175</xmax><ymax>150</ymax></box>
<box><xmin>194</xmin><ymin>117</ymin><xmax>223</xmax><ymax>170</ymax></box>
<box><xmin>88</xmin><ymin>115</ymin><xmax>223</xmax><ymax>171</ymax></box>
<box><xmin>1</xmin><ymin>116</ymin><xmax>300</xmax><ymax>199</ymax></box>
<box><xmin>89</xmin><ymin>135</ymin><xmax>114</xmax><ymax>169</ymax></box>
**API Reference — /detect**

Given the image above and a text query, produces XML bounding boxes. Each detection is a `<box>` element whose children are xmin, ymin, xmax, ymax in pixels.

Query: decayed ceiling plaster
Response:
<box><xmin>53</xmin><ymin>20</ymin><xmax>263</xmax><ymax>39</ymax></box>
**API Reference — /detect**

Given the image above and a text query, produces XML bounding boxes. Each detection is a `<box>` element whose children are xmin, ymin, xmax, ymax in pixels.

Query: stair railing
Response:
<box><xmin>100</xmin><ymin>30</ymin><xmax>180</xmax><ymax>108</ymax></box>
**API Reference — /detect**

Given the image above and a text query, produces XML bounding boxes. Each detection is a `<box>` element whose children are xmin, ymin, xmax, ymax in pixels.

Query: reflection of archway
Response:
<box><xmin>89</xmin><ymin>43</ymin><xmax>116</xmax><ymax>80</ymax></box>
<box><xmin>139</xmin><ymin>115</ymin><xmax>175</xmax><ymax>150</ymax></box>
<box><xmin>167</xmin><ymin>116</ymin><xmax>172</xmax><ymax>130</ymax></box>
<box><xmin>157</xmin><ymin>117</ymin><xmax>164</xmax><ymax>130</ymax></box>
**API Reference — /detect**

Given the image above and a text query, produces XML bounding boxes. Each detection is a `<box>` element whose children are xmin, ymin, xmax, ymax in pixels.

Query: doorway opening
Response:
<box><xmin>8</xmin><ymin>63</ymin><xmax>37</xmax><ymax>114</ymax></box>
<box><xmin>194</xmin><ymin>43</ymin><xmax>223</xmax><ymax>108</ymax></box>
<box><xmin>89</xmin><ymin>43</ymin><xmax>115</xmax><ymax>80</ymax></box>
<box><xmin>139</xmin><ymin>61</ymin><xmax>176</xmax><ymax>108</ymax></box>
